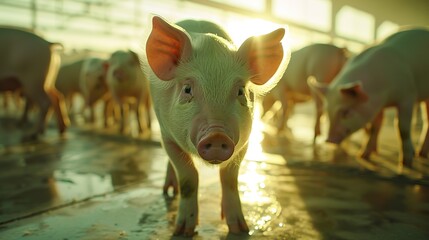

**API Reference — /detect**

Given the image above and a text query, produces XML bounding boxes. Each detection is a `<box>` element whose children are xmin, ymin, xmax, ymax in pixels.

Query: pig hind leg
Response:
<box><xmin>418</xmin><ymin>100</ymin><xmax>429</xmax><ymax>158</ymax></box>
<box><xmin>46</xmin><ymin>88</ymin><xmax>69</xmax><ymax>134</ymax></box>
<box><xmin>396</xmin><ymin>100</ymin><xmax>416</xmax><ymax>167</ymax></box>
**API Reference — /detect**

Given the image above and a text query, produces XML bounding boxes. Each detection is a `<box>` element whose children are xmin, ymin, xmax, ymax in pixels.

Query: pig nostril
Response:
<box><xmin>221</xmin><ymin>144</ymin><xmax>228</xmax><ymax>149</ymax></box>
<box><xmin>205</xmin><ymin>144</ymin><xmax>212</xmax><ymax>150</ymax></box>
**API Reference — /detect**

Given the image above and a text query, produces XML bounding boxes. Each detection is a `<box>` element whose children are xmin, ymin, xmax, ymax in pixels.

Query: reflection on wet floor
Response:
<box><xmin>1</xmin><ymin>101</ymin><xmax>429</xmax><ymax>239</ymax></box>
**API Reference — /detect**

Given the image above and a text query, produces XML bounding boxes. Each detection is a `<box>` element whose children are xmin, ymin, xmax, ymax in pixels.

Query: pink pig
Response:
<box><xmin>262</xmin><ymin>43</ymin><xmax>348</xmax><ymax>142</ymax></box>
<box><xmin>144</xmin><ymin>16</ymin><xmax>288</xmax><ymax>236</ymax></box>
<box><xmin>309</xmin><ymin>28</ymin><xmax>429</xmax><ymax>167</ymax></box>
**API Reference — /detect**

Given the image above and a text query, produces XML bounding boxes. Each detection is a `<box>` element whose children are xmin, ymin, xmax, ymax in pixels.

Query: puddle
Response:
<box><xmin>53</xmin><ymin>170</ymin><xmax>113</xmax><ymax>202</ymax></box>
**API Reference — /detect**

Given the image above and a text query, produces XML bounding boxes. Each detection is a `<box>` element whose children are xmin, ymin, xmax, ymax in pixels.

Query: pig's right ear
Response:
<box><xmin>308</xmin><ymin>76</ymin><xmax>328</xmax><ymax>97</ymax></box>
<box><xmin>146</xmin><ymin>16</ymin><xmax>192</xmax><ymax>81</ymax></box>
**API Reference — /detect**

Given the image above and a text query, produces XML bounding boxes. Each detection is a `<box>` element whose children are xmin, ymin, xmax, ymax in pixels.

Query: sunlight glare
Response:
<box><xmin>226</xmin><ymin>17</ymin><xmax>289</xmax><ymax>46</ymax></box>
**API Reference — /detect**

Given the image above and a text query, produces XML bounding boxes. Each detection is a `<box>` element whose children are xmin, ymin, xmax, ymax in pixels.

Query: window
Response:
<box><xmin>335</xmin><ymin>6</ymin><xmax>375</xmax><ymax>43</ymax></box>
<box><xmin>272</xmin><ymin>0</ymin><xmax>331</xmax><ymax>32</ymax></box>
<box><xmin>377</xmin><ymin>21</ymin><xmax>399</xmax><ymax>41</ymax></box>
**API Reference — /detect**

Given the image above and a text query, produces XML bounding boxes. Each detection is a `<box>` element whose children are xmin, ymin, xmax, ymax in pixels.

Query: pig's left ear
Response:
<box><xmin>238</xmin><ymin>28</ymin><xmax>286</xmax><ymax>85</ymax></box>
<box><xmin>340</xmin><ymin>82</ymin><xmax>368</xmax><ymax>102</ymax></box>
<box><xmin>146</xmin><ymin>16</ymin><xmax>192</xmax><ymax>81</ymax></box>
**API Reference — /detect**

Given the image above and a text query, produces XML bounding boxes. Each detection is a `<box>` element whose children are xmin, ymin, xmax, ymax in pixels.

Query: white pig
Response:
<box><xmin>309</xmin><ymin>28</ymin><xmax>429</xmax><ymax>167</ymax></box>
<box><xmin>106</xmin><ymin>50</ymin><xmax>151</xmax><ymax>134</ymax></box>
<box><xmin>0</xmin><ymin>27</ymin><xmax>69</xmax><ymax>140</ymax></box>
<box><xmin>262</xmin><ymin>43</ymin><xmax>348</xmax><ymax>142</ymax></box>
<box><xmin>144</xmin><ymin>16</ymin><xmax>288</xmax><ymax>236</ymax></box>
<box><xmin>55</xmin><ymin>57</ymin><xmax>109</xmax><ymax>123</ymax></box>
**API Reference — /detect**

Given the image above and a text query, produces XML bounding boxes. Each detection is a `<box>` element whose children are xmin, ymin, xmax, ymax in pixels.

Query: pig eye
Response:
<box><xmin>183</xmin><ymin>84</ymin><xmax>192</xmax><ymax>95</ymax></box>
<box><xmin>238</xmin><ymin>86</ymin><xmax>244</xmax><ymax>96</ymax></box>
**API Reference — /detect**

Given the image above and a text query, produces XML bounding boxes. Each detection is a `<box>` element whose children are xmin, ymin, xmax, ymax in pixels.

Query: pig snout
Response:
<box><xmin>197</xmin><ymin>132</ymin><xmax>234</xmax><ymax>164</ymax></box>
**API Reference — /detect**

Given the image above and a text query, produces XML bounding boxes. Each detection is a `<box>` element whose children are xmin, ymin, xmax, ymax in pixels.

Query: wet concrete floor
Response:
<box><xmin>0</xmin><ymin>101</ymin><xmax>429</xmax><ymax>239</ymax></box>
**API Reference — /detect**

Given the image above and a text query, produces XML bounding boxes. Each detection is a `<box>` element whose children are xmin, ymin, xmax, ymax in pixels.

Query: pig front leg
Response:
<box><xmin>220</xmin><ymin>150</ymin><xmax>249</xmax><ymax>234</ymax></box>
<box><xmin>163</xmin><ymin>140</ymin><xmax>199</xmax><ymax>237</ymax></box>
<box><xmin>135</xmin><ymin>100</ymin><xmax>144</xmax><ymax>134</ymax></box>
<box><xmin>418</xmin><ymin>100</ymin><xmax>429</xmax><ymax>158</ymax></box>
<box><xmin>313</xmin><ymin>93</ymin><xmax>324</xmax><ymax>143</ymax></box>
<box><xmin>397</xmin><ymin>101</ymin><xmax>415</xmax><ymax>167</ymax></box>
<box><xmin>361</xmin><ymin>111</ymin><xmax>384</xmax><ymax>159</ymax></box>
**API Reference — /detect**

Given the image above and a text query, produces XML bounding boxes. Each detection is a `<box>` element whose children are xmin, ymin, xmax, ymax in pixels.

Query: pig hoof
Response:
<box><xmin>402</xmin><ymin>158</ymin><xmax>413</xmax><ymax>168</ymax></box>
<box><xmin>227</xmin><ymin>221</ymin><xmax>250</xmax><ymax>234</ymax></box>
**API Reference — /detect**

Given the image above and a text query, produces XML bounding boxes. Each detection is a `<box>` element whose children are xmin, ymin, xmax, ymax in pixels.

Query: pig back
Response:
<box><xmin>279</xmin><ymin>43</ymin><xmax>347</xmax><ymax>97</ymax></box>
<box><xmin>0</xmin><ymin>27</ymin><xmax>55</xmax><ymax>91</ymax></box>
<box><xmin>382</xmin><ymin>29</ymin><xmax>429</xmax><ymax>96</ymax></box>
<box><xmin>175</xmin><ymin>19</ymin><xmax>233</xmax><ymax>43</ymax></box>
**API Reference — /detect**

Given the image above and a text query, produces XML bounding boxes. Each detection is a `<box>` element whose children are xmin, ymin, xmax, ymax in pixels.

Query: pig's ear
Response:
<box><xmin>308</xmin><ymin>76</ymin><xmax>328</xmax><ymax>97</ymax></box>
<box><xmin>238</xmin><ymin>28</ymin><xmax>286</xmax><ymax>86</ymax></box>
<box><xmin>146</xmin><ymin>16</ymin><xmax>192</xmax><ymax>81</ymax></box>
<box><xmin>129</xmin><ymin>50</ymin><xmax>141</xmax><ymax>67</ymax></box>
<box><xmin>339</xmin><ymin>82</ymin><xmax>368</xmax><ymax>102</ymax></box>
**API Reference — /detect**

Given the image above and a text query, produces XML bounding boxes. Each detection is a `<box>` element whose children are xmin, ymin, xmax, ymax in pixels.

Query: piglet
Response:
<box><xmin>309</xmin><ymin>28</ymin><xmax>429</xmax><ymax>167</ymax></box>
<box><xmin>0</xmin><ymin>27</ymin><xmax>69</xmax><ymax>139</ymax></box>
<box><xmin>144</xmin><ymin>16</ymin><xmax>288</xmax><ymax>236</ymax></box>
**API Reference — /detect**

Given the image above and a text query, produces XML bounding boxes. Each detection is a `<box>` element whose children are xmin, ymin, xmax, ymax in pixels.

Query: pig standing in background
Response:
<box><xmin>0</xmin><ymin>27</ymin><xmax>69</xmax><ymax>139</ymax></box>
<box><xmin>262</xmin><ymin>43</ymin><xmax>348</xmax><ymax>142</ymax></box>
<box><xmin>309</xmin><ymin>28</ymin><xmax>429</xmax><ymax>167</ymax></box>
<box><xmin>144</xmin><ymin>16</ymin><xmax>288</xmax><ymax>236</ymax></box>
<box><xmin>55</xmin><ymin>57</ymin><xmax>109</xmax><ymax>123</ymax></box>
<box><xmin>106</xmin><ymin>50</ymin><xmax>151</xmax><ymax>134</ymax></box>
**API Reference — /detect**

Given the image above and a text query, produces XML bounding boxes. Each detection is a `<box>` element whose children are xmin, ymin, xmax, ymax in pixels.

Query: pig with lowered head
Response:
<box><xmin>309</xmin><ymin>28</ymin><xmax>429</xmax><ymax>167</ymax></box>
<box><xmin>144</xmin><ymin>16</ymin><xmax>289</xmax><ymax>236</ymax></box>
